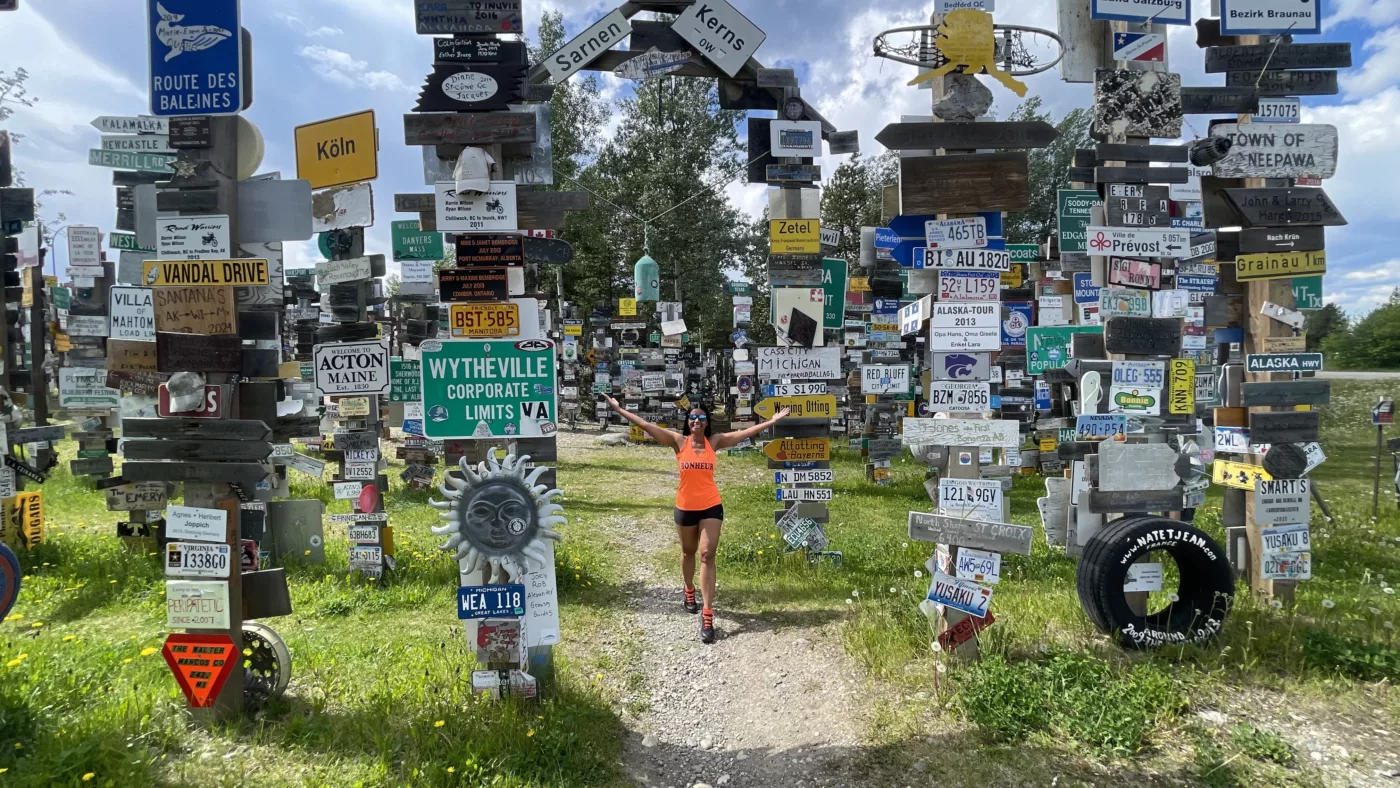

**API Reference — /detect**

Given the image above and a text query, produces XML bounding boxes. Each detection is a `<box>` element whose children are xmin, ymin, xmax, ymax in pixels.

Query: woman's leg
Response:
<box><xmin>697</xmin><ymin>518</ymin><xmax>723</xmax><ymax>611</ymax></box>
<box><xmin>677</xmin><ymin>523</ymin><xmax>700</xmax><ymax>592</ymax></box>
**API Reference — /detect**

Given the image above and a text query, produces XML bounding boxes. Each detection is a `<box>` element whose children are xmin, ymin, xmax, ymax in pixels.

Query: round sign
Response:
<box><xmin>0</xmin><ymin>543</ymin><xmax>20</xmax><ymax>622</ymax></box>
<box><xmin>1003</xmin><ymin>310</ymin><xmax>1029</xmax><ymax>340</ymax></box>
<box><xmin>783</xmin><ymin>97</ymin><xmax>805</xmax><ymax>122</ymax></box>
<box><xmin>359</xmin><ymin>484</ymin><xmax>380</xmax><ymax>514</ymax></box>
<box><xmin>1262</xmin><ymin>443</ymin><xmax>1308</xmax><ymax>479</ymax></box>
<box><xmin>737</xmin><ymin>375</ymin><xmax>753</xmax><ymax>394</ymax></box>
<box><xmin>442</xmin><ymin>72</ymin><xmax>500</xmax><ymax>103</ymax></box>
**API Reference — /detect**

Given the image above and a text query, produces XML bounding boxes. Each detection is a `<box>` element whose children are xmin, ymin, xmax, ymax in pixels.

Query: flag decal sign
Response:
<box><xmin>1112</xmin><ymin>32</ymin><xmax>1165</xmax><ymax>63</ymax></box>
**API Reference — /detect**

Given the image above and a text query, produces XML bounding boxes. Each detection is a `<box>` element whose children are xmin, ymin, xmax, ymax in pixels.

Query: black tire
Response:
<box><xmin>1076</xmin><ymin>516</ymin><xmax>1234</xmax><ymax>650</ymax></box>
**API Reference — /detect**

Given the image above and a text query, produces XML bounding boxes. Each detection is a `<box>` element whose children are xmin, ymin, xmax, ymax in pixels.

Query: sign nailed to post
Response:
<box><xmin>161</xmin><ymin>634</ymin><xmax>239</xmax><ymax>708</ymax></box>
<box><xmin>1091</xmin><ymin>0</ymin><xmax>1190</xmax><ymax>24</ymax></box>
<box><xmin>147</xmin><ymin>0</ymin><xmax>243</xmax><ymax>117</ymax></box>
<box><xmin>1209</xmin><ymin>124</ymin><xmax>1338</xmax><ymax>180</ymax></box>
<box><xmin>671</xmin><ymin>0</ymin><xmax>768</xmax><ymax>78</ymax></box>
<box><xmin>313</xmin><ymin>340</ymin><xmax>391</xmax><ymax>397</ymax></box>
<box><xmin>419</xmin><ymin>339</ymin><xmax>558</xmax><ymax>439</ymax></box>
<box><xmin>295</xmin><ymin>109</ymin><xmax>379</xmax><ymax>190</ymax></box>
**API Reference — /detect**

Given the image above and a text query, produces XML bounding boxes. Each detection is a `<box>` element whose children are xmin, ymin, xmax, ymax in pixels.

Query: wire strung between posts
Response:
<box><xmin>1254</xmin><ymin>23</ymin><xmax>1297</xmax><ymax>88</ymax></box>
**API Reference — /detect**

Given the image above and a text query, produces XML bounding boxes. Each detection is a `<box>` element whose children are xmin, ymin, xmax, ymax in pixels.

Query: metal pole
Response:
<box><xmin>1376</xmin><ymin>424</ymin><xmax>1383</xmax><ymax>519</ymax></box>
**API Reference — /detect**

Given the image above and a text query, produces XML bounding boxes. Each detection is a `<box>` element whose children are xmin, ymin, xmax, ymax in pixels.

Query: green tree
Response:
<box><xmin>1324</xmin><ymin>290</ymin><xmax>1400</xmax><ymax>370</ymax></box>
<box><xmin>1003</xmin><ymin>96</ymin><xmax>1093</xmax><ymax>246</ymax></box>
<box><xmin>1304</xmin><ymin>302</ymin><xmax>1347</xmax><ymax>352</ymax></box>
<box><xmin>531</xmin><ymin>12</ymin><xmax>606</xmax><ymax>189</ymax></box>
<box><xmin>820</xmin><ymin>152</ymin><xmax>898</xmax><ymax>265</ymax></box>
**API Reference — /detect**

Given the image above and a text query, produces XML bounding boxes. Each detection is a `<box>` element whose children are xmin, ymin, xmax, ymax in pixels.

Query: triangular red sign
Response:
<box><xmin>162</xmin><ymin>634</ymin><xmax>239</xmax><ymax>708</ymax></box>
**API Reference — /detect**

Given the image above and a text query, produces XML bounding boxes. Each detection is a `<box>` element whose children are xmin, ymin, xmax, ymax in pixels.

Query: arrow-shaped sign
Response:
<box><xmin>754</xmin><ymin>395</ymin><xmax>837</xmax><ymax>420</ymax></box>
<box><xmin>762</xmin><ymin>437</ymin><xmax>831</xmax><ymax>463</ymax></box>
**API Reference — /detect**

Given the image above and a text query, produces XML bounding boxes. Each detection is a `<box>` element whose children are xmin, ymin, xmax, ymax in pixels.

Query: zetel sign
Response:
<box><xmin>420</xmin><ymin>339</ymin><xmax>558</xmax><ymax>439</ymax></box>
<box><xmin>313</xmin><ymin>340</ymin><xmax>391</xmax><ymax>397</ymax></box>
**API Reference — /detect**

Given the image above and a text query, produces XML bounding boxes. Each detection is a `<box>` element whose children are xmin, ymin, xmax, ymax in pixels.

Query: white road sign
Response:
<box><xmin>1084</xmin><ymin>226</ymin><xmax>1190</xmax><ymax>258</ymax></box>
<box><xmin>671</xmin><ymin>0</ymin><xmax>767</xmax><ymax>78</ymax></box>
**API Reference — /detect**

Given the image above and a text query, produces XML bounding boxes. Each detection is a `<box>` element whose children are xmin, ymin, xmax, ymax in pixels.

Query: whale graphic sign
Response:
<box><xmin>147</xmin><ymin>0</ymin><xmax>242</xmax><ymax>117</ymax></box>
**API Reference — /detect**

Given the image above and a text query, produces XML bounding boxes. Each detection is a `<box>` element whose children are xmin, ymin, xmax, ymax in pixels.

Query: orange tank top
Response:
<box><xmin>676</xmin><ymin>437</ymin><xmax>722</xmax><ymax>510</ymax></box>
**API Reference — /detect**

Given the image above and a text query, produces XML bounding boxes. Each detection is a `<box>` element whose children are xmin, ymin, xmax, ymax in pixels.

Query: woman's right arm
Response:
<box><xmin>601</xmin><ymin>395</ymin><xmax>680</xmax><ymax>450</ymax></box>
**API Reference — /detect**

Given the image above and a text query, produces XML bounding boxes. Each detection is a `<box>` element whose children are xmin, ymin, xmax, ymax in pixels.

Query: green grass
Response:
<box><xmin>5</xmin><ymin>379</ymin><xmax>1400</xmax><ymax>785</ymax></box>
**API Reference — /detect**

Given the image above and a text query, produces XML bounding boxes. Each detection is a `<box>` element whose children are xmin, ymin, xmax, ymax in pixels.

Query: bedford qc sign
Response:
<box><xmin>420</xmin><ymin>339</ymin><xmax>558</xmax><ymax>440</ymax></box>
<box><xmin>147</xmin><ymin>0</ymin><xmax>243</xmax><ymax>117</ymax></box>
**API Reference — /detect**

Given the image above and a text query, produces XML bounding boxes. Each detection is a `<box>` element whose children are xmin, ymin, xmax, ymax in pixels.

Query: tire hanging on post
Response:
<box><xmin>1076</xmin><ymin>515</ymin><xmax>1234</xmax><ymax>649</ymax></box>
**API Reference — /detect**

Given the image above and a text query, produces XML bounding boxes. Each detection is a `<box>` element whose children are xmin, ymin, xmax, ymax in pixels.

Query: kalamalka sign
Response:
<box><xmin>420</xmin><ymin>339</ymin><xmax>558</xmax><ymax>439</ymax></box>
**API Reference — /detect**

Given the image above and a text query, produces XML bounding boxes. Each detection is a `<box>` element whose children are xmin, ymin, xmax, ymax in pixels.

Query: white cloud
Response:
<box><xmin>1329</xmin><ymin>0</ymin><xmax>1400</xmax><ymax>26</ymax></box>
<box><xmin>1343</xmin><ymin>259</ymin><xmax>1400</xmax><ymax>280</ymax></box>
<box><xmin>1304</xmin><ymin>87</ymin><xmax>1400</xmax><ymax>223</ymax></box>
<box><xmin>297</xmin><ymin>45</ymin><xmax>414</xmax><ymax>92</ymax></box>
<box><xmin>1342</xmin><ymin>26</ymin><xmax>1400</xmax><ymax>98</ymax></box>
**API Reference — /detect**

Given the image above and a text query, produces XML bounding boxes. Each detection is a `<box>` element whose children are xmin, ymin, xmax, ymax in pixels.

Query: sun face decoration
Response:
<box><xmin>430</xmin><ymin>452</ymin><xmax>564</xmax><ymax>582</ymax></box>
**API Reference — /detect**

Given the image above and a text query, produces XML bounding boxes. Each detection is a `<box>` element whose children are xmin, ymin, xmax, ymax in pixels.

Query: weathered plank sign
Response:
<box><xmin>1205</xmin><ymin>43</ymin><xmax>1351</xmax><ymax>73</ymax></box>
<box><xmin>1095</xmin><ymin>166</ymin><xmax>1189</xmax><ymax>184</ymax></box>
<box><xmin>1180</xmin><ymin>87</ymin><xmax>1259</xmax><ymax>115</ymax></box>
<box><xmin>1104</xmin><ymin>317</ymin><xmax>1183</xmax><ymax>356</ymax></box>
<box><xmin>1249</xmin><ymin>411</ymin><xmax>1321</xmax><ymax>444</ymax></box>
<box><xmin>1225</xmin><ymin>70</ymin><xmax>1338</xmax><ymax>97</ymax></box>
<box><xmin>1223</xmin><ymin>188</ymin><xmax>1347</xmax><ymax>228</ymax></box>
<box><xmin>1085</xmin><ymin>489</ymin><xmax>1182</xmax><ymax>513</ymax></box>
<box><xmin>1241</xmin><ymin>381</ymin><xmax>1331</xmax><ymax>407</ymax></box>
<box><xmin>123</xmin><ymin>462</ymin><xmax>269</xmax><ymax>487</ymax></box>
<box><xmin>414</xmin><ymin>64</ymin><xmax>528</xmax><ymax>113</ymax></box>
<box><xmin>122</xmin><ymin>440</ymin><xmax>272</xmax><ymax>462</ymax></box>
<box><xmin>403</xmin><ymin>112</ymin><xmax>536</xmax><ymax>146</ymax></box>
<box><xmin>1208</xmin><ymin>124</ymin><xmax>1338</xmax><ymax>179</ymax></box>
<box><xmin>907</xmin><ymin>512</ymin><xmax>1034</xmax><ymax>556</ymax></box>
<box><xmin>898</xmin><ymin>154</ymin><xmax>1029</xmax><ymax>215</ymax></box>
<box><xmin>156</xmin><ymin>333</ymin><xmax>243</xmax><ymax>373</ymax></box>
<box><xmin>415</xmin><ymin>0</ymin><xmax>522</xmax><ymax>35</ymax></box>
<box><xmin>875</xmin><ymin>121</ymin><xmax>1058</xmax><ymax>150</ymax></box>
<box><xmin>123</xmin><ymin>418</ymin><xmax>272</xmax><ymax>442</ymax></box>
<box><xmin>1095</xmin><ymin>143</ymin><xmax>1188</xmax><ymax>163</ymax></box>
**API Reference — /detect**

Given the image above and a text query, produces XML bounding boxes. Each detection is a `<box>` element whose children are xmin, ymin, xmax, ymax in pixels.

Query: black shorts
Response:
<box><xmin>674</xmin><ymin>504</ymin><xmax>724</xmax><ymax>527</ymax></box>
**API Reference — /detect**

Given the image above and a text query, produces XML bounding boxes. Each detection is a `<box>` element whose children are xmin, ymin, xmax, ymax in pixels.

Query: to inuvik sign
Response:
<box><xmin>313</xmin><ymin>340</ymin><xmax>391</xmax><ymax>397</ymax></box>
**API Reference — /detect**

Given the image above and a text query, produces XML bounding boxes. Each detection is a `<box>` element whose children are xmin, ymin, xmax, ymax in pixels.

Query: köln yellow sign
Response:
<box><xmin>294</xmin><ymin>109</ymin><xmax>379</xmax><ymax>190</ymax></box>
<box><xmin>143</xmin><ymin>259</ymin><xmax>270</xmax><ymax>287</ymax></box>
<box><xmin>1235</xmin><ymin>250</ymin><xmax>1326</xmax><ymax>281</ymax></box>
<box><xmin>770</xmin><ymin>219</ymin><xmax>820</xmax><ymax>254</ymax></box>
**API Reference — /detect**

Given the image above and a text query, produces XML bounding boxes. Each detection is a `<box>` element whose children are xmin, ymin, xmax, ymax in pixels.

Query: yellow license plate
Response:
<box><xmin>450</xmin><ymin>303</ymin><xmax>520</xmax><ymax>338</ymax></box>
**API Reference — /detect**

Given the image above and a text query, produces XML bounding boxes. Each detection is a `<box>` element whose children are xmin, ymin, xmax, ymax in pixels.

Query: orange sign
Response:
<box><xmin>162</xmin><ymin>634</ymin><xmax>239</xmax><ymax>708</ymax></box>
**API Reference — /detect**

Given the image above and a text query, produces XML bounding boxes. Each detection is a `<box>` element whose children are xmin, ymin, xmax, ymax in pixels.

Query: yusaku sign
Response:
<box><xmin>420</xmin><ymin>339</ymin><xmax>558</xmax><ymax>439</ymax></box>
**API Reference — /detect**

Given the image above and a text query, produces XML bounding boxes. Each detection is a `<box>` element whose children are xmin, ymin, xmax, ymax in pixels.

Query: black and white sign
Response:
<box><xmin>939</xmin><ymin>478</ymin><xmax>1004</xmax><ymax>522</ymax></box>
<box><xmin>1208</xmin><ymin>124</ymin><xmax>1338</xmax><ymax>180</ymax></box>
<box><xmin>770</xmin><ymin>121</ymin><xmax>822</xmax><ymax>157</ymax></box>
<box><xmin>165</xmin><ymin>542</ymin><xmax>232</xmax><ymax>578</ymax></box>
<box><xmin>157</xmin><ymin>215</ymin><xmax>231</xmax><ymax>261</ymax></box>
<box><xmin>924</xmin><ymin>248</ymin><xmax>1012</xmax><ymax>272</ymax></box>
<box><xmin>165</xmin><ymin>505</ymin><xmax>228</xmax><ymax>543</ymax></box>
<box><xmin>777</xmin><ymin>487</ymin><xmax>834</xmax><ymax>502</ymax></box>
<box><xmin>1220</xmin><ymin>0</ymin><xmax>1320</xmax><ymax>35</ymax></box>
<box><xmin>930</xmin><ymin>302</ymin><xmax>1000</xmax><ymax>351</ymax></box>
<box><xmin>314</xmin><ymin>340</ymin><xmax>391</xmax><ymax>396</ymax></box>
<box><xmin>861</xmin><ymin>365</ymin><xmax>911</xmax><ymax>395</ymax></box>
<box><xmin>671</xmin><ymin>0</ymin><xmax>767</xmax><ymax>78</ymax></box>
<box><xmin>544</xmin><ymin>8</ymin><xmax>632</xmax><ymax>82</ymax></box>
<box><xmin>925</xmin><ymin>217</ymin><xmax>987</xmax><ymax>249</ymax></box>
<box><xmin>1255</xmin><ymin>478</ymin><xmax>1310</xmax><ymax>526</ymax></box>
<box><xmin>1084</xmin><ymin>226</ymin><xmax>1189</xmax><ymax>258</ymax></box>
<box><xmin>928</xmin><ymin>381</ymin><xmax>992</xmax><ymax>413</ymax></box>
<box><xmin>109</xmin><ymin>286</ymin><xmax>156</xmax><ymax>341</ymax></box>
<box><xmin>774</xmin><ymin>469</ymin><xmax>834</xmax><ymax>484</ymax></box>
<box><xmin>67</xmin><ymin>226</ymin><xmax>102</xmax><ymax>266</ymax></box>
<box><xmin>435</xmin><ymin>181</ymin><xmax>518</xmax><ymax>232</ymax></box>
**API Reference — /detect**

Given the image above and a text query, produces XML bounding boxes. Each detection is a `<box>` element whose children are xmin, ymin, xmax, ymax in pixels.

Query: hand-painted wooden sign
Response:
<box><xmin>415</xmin><ymin>64</ymin><xmax>527</xmax><ymax>112</ymax></box>
<box><xmin>156</xmin><ymin>332</ymin><xmax>242</xmax><ymax>373</ymax></box>
<box><xmin>875</xmin><ymin>121</ymin><xmax>1058</xmax><ymax>150</ymax></box>
<box><xmin>403</xmin><ymin>112</ymin><xmax>536</xmax><ymax>146</ymax></box>
<box><xmin>1226</xmin><ymin>70</ymin><xmax>1337</xmax><ymax>97</ymax></box>
<box><xmin>1209</xmin><ymin>124</ymin><xmax>1338</xmax><ymax>179</ymax></box>
<box><xmin>1180</xmin><ymin>87</ymin><xmax>1259</xmax><ymax>115</ymax></box>
<box><xmin>1223</xmin><ymin>188</ymin><xmax>1346</xmax><ymax>227</ymax></box>
<box><xmin>755</xmin><ymin>395</ymin><xmax>836</xmax><ymax>419</ymax></box>
<box><xmin>1241</xmin><ymin>380</ymin><xmax>1331</xmax><ymax>407</ymax></box>
<box><xmin>124</xmin><ymin>439</ymin><xmax>272</xmax><ymax>462</ymax></box>
<box><xmin>1104</xmin><ymin>317</ymin><xmax>1182</xmax><ymax>356</ymax></box>
<box><xmin>614</xmin><ymin>48</ymin><xmax>692</xmax><ymax>80</ymax></box>
<box><xmin>907</xmin><ymin>511</ymin><xmax>1033</xmax><ymax>555</ymax></box>
<box><xmin>125</xmin><ymin>418</ymin><xmax>271</xmax><ymax>442</ymax></box>
<box><xmin>1205</xmin><ymin>43</ymin><xmax>1351</xmax><ymax>73</ymax></box>
<box><xmin>763</xmin><ymin>437</ymin><xmax>830</xmax><ymax>463</ymax></box>
<box><xmin>415</xmin><ymin>0</ymin><xmax>522</xmax><ymax>35</ymax></box>
<box><xmin>1096</xmin><ymin>143</ymin><xmax>1188</xmax><ymax>163</ymax></box>
<box><xmin>1234</xmin><ymin>250</ymin><xmax>1326</xmax><ymax>281</ymax></box>
<box><xmin>908</xmin><ymin>10</ymin><xmax>1027</xmax><ymax>96</ymax></box>
<box><xmin>1250</xmin><ymin>411</ymin><xmax>1320</xmax><ymax>444</ymax></box>
<box><xmin>1094</xmin><ymin>69</ymin><xmax>1183</xmax><ymax>138</ymax></box>
<box><xmin>898</xmin><ymin>154</ymin><xmax>1029</xmax><ymax>215</ymax></box>
<box><xmin>522</xmin><ymin>235</ymin><xmax>573</xmax><ymax>265</ymax></box>
<box><xmin>162</xmin><ymin>634</ymin><xmax>239</xmax><ymax>708</ymax></box>
<box><xmin>1084</xmin><ymin>489</ymin><xmax>1182</xmax><ymax>513</ymax></box>
<box><xmin>902</xmin><ymin>417</ymin><xmax>1021</xmax><ymax>448</ymax></box>
<box><xmin>434</xmin><ymin>37</ymin><xmax>526</xmax><ymax>65</ymax></box>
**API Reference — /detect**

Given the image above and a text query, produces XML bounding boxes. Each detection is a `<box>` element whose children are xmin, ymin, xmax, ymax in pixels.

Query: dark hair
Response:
<box><xmin>682</xmin><ymin>403</ymin><xmax>713</xmax><ymax>438</ymax></box>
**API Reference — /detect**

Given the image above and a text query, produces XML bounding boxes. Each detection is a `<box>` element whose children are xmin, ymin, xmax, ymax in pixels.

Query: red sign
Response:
<box><xmin>157</xmin><ymin>384</ymin><xmax>226</xmax><ymax>419</ymax></box>
<box><xmin>358</xmin><ymin>483</ymin><xmax>380</xmax><ymax>513</ymax></box>
<box><xmin>161</xmin><ymin>634</ymin><xmax>239</xmax><ymax>708</ymax></box>
<box><xmin>937</xmin><ymin>610</ymin><xmax>996</xmax><ymax>652</ymax></box>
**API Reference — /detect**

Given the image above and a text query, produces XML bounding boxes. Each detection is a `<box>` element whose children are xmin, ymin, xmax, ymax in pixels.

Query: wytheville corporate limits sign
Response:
<box><xmin>420</xmin><ymin>339</ymin><xmax>558</xmax><ymax>439</ymax></box>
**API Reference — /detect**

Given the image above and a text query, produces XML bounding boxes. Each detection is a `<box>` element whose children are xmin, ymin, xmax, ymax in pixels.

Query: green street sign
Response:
<box><xmin>421</xmin><ymin>339</ymin><xmax>558</xmax><ymax>439</ymax></box>
<box><xmin>725</xmin><ymin>281</ymin><xmax>751</xmax><ymax>295</ymax></box>
<box><xmin>52</xmin><ymin>287</ymin><xmax>70</xmax><ymax>312</ymax></box>
<box><xmin>391</xmin><ymin>220</ymin><xmax>443</xmax><ymax>262</ymax></box>
<box><xmin>1027</xmin><ymin>326</ymin><xmax>1103</xmax><ymax>375</ymax></box>
<box><xmin>1057</xmin><ymin>189</ymin><xmax>1102</xmax><ymax>254</ymax></box>
<box><xmin>318</xmin><ymin>232</ymin><xmax>334</xmax><ymax>260</ymax></box>
<box><xmin>88</xmin><ymin>148</ymin><xmax>174</xmax><ymax>173</ymax></box>
<box><xmin>1008</xmin><ymin>244</ymin><xmax>1040</xmax><ymax>263</ymax></box>
<box><xmin>1292</xmin><ymin>276</ymin><xmax>1324</xmax><ymax>310</ymax></box>
<box><xmin>822</xmin><ymin>258</ymin><xmax>848</xmax><ymax>330</ymax></box>
<box><xmin>650</xmin><ymin>332</ymin><xmax>661</xmax><ymax>344</ymax></box>
<box><xmin>108</xmin><ymin>232</ymin><xmax>153</xmax><ymax>252</ymax></box>
<box><xmin>390</xmin><ymin>359</ymin><xmax>421</xmax><ymax>403</ymax></box>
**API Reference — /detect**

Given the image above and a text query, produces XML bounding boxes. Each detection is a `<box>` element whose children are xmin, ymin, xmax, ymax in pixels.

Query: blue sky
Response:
<box><xmin>2</xmin><ymin>0</ymin><xmax>1398</xmax><ymax>314</ymax></box>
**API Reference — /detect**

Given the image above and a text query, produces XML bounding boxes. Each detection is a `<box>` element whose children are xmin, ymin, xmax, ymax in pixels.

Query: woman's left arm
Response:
<box><xmin>712</xmin><ymin>408</ymin><xmax>792</xmax><ymax>450</ymax></box>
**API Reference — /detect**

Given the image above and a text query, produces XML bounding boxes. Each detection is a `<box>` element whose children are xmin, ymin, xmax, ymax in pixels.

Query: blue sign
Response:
<box><xmin>990</xmin><ymin>395</ymin><xmax>1002</xmax><ymax>409</ymax></box>
<box><xmin>402</xmin><ymin>419</ymin><xmax>425</xmax><ymax>436</ymax></box>
<box><xmin>1072</xmin><ymin>273</ymin><xmax>1100</xmax><ymax>305</ymax></box>
<box><xmin>873</xmin><ymin>298</ymin><xmax>901</xmax><ymax>315</ymax></box>
<box><xmin>888</xmin><ymin>215</ymin><xmax>934</xmax><ymax>239</ymax></box>
<box><xmin>1172</xmin><ymin>217</ymin><xmax>1205</xmax><ymax>230</ymax></box>
<box><xmin>1215</xmin><ymin>327</ymin><xmax>1244</xmax><ymax>344</ymax></box>
<box><xmin>979</xmin><ymin>211</ymin><xmax>1005</xmax><ymax>238</ymax></box>
<box><xmin>1178</xmin><ymin>275</ymin><xmax>1218</xmax><ymax>293</ymax></box>
<box><xmin>873</xmin><ymin>228</ymin><xmax>901</xmax><ymax>250</ymax></box>
<box><xmin>1002</xmin><ymin>302</ymin><xmax>1033</xmax><ymax>348</ymax></box>
<box><xmin>1034</xmin><ymin>381</ymin><xmax>1053</xmax><ymax>411</ymax></box>
<box><xmin>457</xmin><ymin>584</ymin><xmax>526</xmax><ymax>620</ymax></box>
<box><xmin>148</xmin><ymin>0</ymin><xmax>243</xmax><ymax>117</ymax></box>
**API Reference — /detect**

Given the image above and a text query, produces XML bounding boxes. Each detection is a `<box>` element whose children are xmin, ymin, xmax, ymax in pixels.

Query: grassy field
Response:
<box><xmin>3</xmin><ymin>379</ymin><xmax>1400</xmax><ymax>786</ymax></box>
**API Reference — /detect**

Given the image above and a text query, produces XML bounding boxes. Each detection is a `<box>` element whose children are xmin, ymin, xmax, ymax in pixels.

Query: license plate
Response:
<box><xmin>450</xmin><ymin>302</ymin><xmax>520</xmax><ymax>338</ymax></box>
<box><xmin>165</xmin><ymin>542</ymin><xmax>232</xmax><ymax>578</ymax></box>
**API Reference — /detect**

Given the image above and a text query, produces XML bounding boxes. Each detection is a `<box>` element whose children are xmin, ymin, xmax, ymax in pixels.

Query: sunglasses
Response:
<box><xmin>688</xmin><ymin>414</ymin><xmax>708</xmax><ymax>421</ymax></box>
